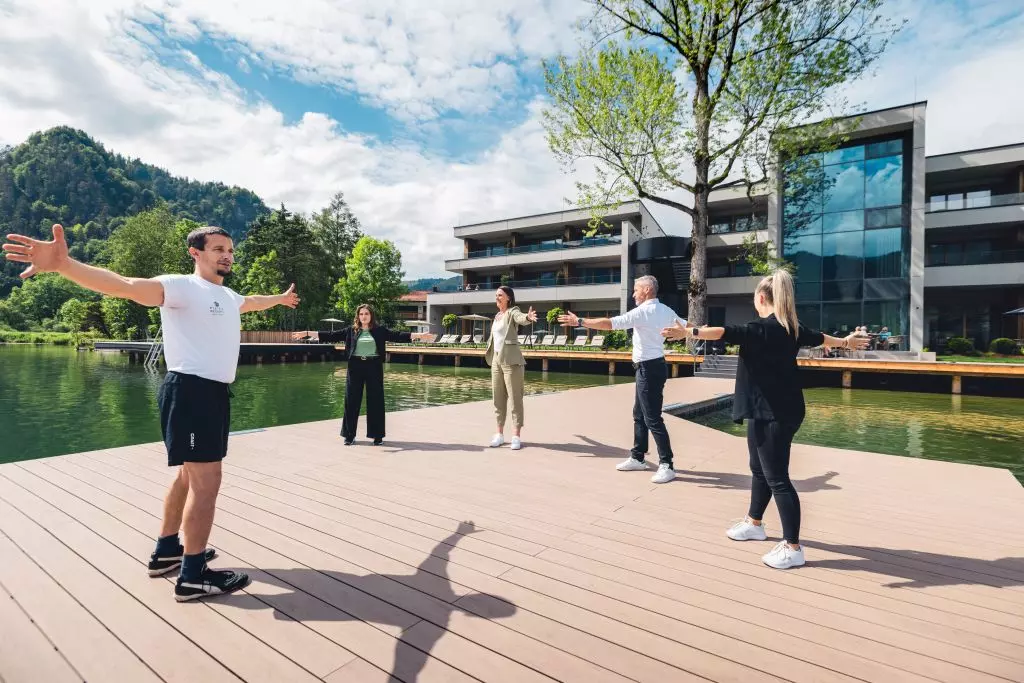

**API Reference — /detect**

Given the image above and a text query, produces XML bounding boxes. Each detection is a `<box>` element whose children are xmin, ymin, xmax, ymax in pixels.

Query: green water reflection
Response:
<box><xmin>689</xmin><ymin>387</ymin><xmax>1024</xmax><ymax>484</ymax></box>
<box><xmin>0</xmin><ymin>345</ymin><xmax>627</xmax><ymax>464</ymax></box>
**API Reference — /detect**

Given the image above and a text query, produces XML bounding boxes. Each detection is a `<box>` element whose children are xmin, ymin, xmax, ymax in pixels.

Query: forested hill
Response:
<box><xmin>0</xmin><ymin>126</ymin><xmax>268</xmax><ymax>292</ymax></box>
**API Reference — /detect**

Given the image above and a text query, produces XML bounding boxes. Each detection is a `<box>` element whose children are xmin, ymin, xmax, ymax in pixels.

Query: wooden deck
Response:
<box><xmin>1</xmin><ymin>377</ymin><xmax>1022</xmax><ymax>683</ymax></box>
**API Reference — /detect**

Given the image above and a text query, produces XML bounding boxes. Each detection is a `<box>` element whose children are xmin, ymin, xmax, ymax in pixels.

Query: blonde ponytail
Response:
<box><xmin>756</xmin><ymin>270</ymin><xmax>799</xmax><ymax>337</ymax></box>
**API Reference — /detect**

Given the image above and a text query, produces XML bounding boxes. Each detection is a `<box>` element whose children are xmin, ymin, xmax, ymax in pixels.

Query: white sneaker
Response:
<box><xmin>762</xmin><ymin>541</ymin><xmax>805</xmax><ymax>569</ymax></box>
<box><xmin>727</xmin><ymin>517</ymin><xmax>768</xmax><ymax>541</ymax></box>
<box><xmin>616</xmin><ymin>457</ymin><xmax>649</xmax><ymax>471</ymax></box>
<box><xmin>489</xmin><ymin>434</ymin><xmax>504</xmax><ymax>448</ymax></box>
<box><xmin>651</xmin><ymin>463</ymin><xmax>676</xmax><ymax>484</ymax></box>
<box><xmin>510</xmin><ymin>437</ymin><xmax>522</xmax><ymax>450</ymax></box>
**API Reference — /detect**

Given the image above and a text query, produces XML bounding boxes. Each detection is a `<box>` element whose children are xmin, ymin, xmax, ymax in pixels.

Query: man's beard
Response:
<box><xmin>216</xmin><ymin>266</ymin><xmax>232</xmax><ymax>277</ymax></box>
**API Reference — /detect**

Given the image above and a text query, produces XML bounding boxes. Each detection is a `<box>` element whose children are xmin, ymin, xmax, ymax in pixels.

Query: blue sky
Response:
<box><xmin>0</xmin><ymin>0</ymin><xmax>1022</xmax><ymax>277</ymax></box>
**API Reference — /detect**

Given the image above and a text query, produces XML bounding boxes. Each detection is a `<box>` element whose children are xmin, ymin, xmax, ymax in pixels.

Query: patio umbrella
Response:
<box><xmin>1004</xmin><ymin>307</ymin><xmax>1024</xmax><ymax>315</ymax></box>
<box><xmin>405</xmin><ymin>320</ymin><xmax>433</xmax><ymax>330</ymax></box>
<box><xmin>320</xmin><ymin>317</ymin><xmax>345</xmax><ymax>332</ymax></box>
<box><xmin>459</xmin><ymin>313</ymin><xmax>492</xmax><ymax>338</ymax></box>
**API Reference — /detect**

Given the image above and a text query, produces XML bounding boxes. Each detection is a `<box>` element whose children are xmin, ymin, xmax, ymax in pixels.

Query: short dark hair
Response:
<box><xmin>187</xmin><ymin>226</ymin><xmax>232</xmax><ymax>251</ymax></box>
<box><xmin>497</xmin><ymin>285</ymin><xmax>516</xmax><ymax>306</ymax></box>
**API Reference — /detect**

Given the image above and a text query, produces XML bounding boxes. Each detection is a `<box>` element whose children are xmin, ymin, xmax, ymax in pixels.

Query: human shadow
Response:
<box><xmin>675</xmin><ymin>469</ymin><xmax>842</xmax><ymax>492</ymax></box>
<box><xmin>379</xmin><ymin>435</ymin><xmax>623</xmax><ymax>459</ymax></box>
<box><xmin>802</xmin><ymin>539</ymin><xmax>1024</xmax><ymax>590</ymax></box>
<box><xmin>233</xmin><ymin>521</ymin><xmax>516</xmax><ymax>682</ymax></box>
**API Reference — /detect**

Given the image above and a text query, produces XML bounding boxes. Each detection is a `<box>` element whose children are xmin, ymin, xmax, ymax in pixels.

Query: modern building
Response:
<box><xmin>429</xmin><ymin>102</ymin><xmax>1024</xmax><ymax>351</ymax></box>
<box><xmin>395</xmin><ymin>291</ymin><xmax>429</xmax><ymax>330</ymax></box>
<box><xmin>425</xmin><ymin>202</ymin><xmax>679</xmax><ymax>337</ymax></box>
<box><xmin>704</xmin><ymin>102</ymin><xmax>1024</xmax><ymax>352</ymax></box>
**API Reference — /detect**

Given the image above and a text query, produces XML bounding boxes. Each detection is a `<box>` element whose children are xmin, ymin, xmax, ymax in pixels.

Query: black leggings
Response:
<box><xmin>747</xmin><ymin>419</ymin><xmax>801</xmax><ymax>544</ymax></box>
<box><xmin>342</xmin><ymin>357</ymin><xmax>385</xmax><ymax>440</ymax></box>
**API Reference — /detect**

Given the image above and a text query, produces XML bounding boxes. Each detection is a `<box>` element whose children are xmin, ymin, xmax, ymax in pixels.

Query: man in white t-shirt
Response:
<box><xmin>559</xmin><ymin>275</ymin><xmax>686</xmax><ymax>484</ymax></box>
<box><xmin>3</xmin><ymin>224</ymin><xmax>298</xmax><ymax>601</ymax></box>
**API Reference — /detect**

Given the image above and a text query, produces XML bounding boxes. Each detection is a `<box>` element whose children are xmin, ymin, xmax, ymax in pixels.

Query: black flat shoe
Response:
<box><xmin>372</xmin><ymin>438</ymin><xmax>383</xmax><ymax>446</ymax></box>
<box><xmin>343</xmin><ymin>439</ymin><xmax>354</xmax><ymax>446</ymax></box>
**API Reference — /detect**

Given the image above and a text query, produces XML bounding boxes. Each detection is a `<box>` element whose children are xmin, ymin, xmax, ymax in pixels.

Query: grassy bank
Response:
<box><xmin>0</xmin><ymin>330</ymin><xmax>101</xmax><ymax>346</ymax></box>
<box><xmin>937</xmin><ymin>354</ymin><xmax>1024</xmax><ymax>364</ymax></box>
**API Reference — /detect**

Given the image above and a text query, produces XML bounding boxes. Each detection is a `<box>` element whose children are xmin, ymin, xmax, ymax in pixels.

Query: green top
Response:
<box><xmin>354</xmin><ymin>330</ymin><xmax>378</xmax><ymax>357</ymax></box>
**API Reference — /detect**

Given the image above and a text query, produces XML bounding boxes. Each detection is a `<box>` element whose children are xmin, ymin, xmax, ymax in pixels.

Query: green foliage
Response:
<box><xmin>238</xmin><ymin>205</ymin><xmax>333</xmax><ymax>329</ymax></box>
<box><xmin>602</xmin><ymin>330</ymin><xmax>631</xmax><ymax>350</ymax></box>
<box><xmin>0</xmin><ymin>126</ymin><xmax>268</xmax><ymax>294</ymax></box>
<box><xmin>944</xmin><ymin>337</ymin><xmax>976</xmax><ymax>356</ymax></box>
<box><xmin>442</xmin><ymin>313</ymin><xmax>459</xmax><ymax>332</ymax></box>
<box><xmin>58</xmin><ymin>298</ymin><xmax>90</xmax><ymax>332</ymax></box>
<box><xmin>3</xmin><ymin>273</ymin><xmax>98</xmax><ymax>324</ymax></box>
<box><xmin>989</xmin><ymin>338</ymin><xmax>1021</xmax><ymax>356</ymax></box>
<box><xmin>240</xmin><ymin>250</ymin><xmax>287</xmax><ymax>331</ymax></box>
<box><xmin>310</xmin><ymin>192</ymin><xmax>363</xmax><ymax>284</ymax></box>
<box><xmin>334</xmin><ymin>236</ymin><xmax>407</xmax><ymax>324</ymax></box>
<box><xmin>0</xmin><ymin>329</ymin><xmax>99</xmax><ymax>345</ymax></box>
<box><xmin>734</xmin><ymin>233</ymin><xmax>793</xmax><ymax>276</ymax></box>
<box><xmin>546</xmin><ymin>307</ymin><xmax>565</xmax><ymax>327</ymax></box>
<box><xmin>542</xmin><ymin>0</ymin><xmax>900</xmax><ymax>324</ymax></box>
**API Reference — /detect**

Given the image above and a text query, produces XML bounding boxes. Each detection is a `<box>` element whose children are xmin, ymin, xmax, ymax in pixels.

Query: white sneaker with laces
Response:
<box><xmin>727</xmin><ymin>517</ymin><xmax>768</xmax><ymax>541</ymax></box>
<box><xmin>651</xmin><ymin>463</ymin><xmax>676</xmax><ymax>484</ymax></box>
<box><xmin>489</xmin><ymin>434</ymin><xmax>504</xmax><ymax>448</ymax></box>
<box><xmin>616</xmin><ymin>457</ymin><xmax>649</xmax><ymax>471</ymax></box>
<box><xmin>510</xmin><ymin>437</ymin><xmax>522</xmax><ymax>450</ymax></box>
<box><xmin>762</xmin><ymin>540</ymin><xmax>805</xmax><ymax>569</ymax></box>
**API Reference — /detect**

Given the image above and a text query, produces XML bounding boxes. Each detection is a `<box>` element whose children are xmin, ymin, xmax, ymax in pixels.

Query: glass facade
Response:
<box><xmin>782</xmin><ymin>136</ymin><xmax>910</xmax><ymax>336</ymax></box>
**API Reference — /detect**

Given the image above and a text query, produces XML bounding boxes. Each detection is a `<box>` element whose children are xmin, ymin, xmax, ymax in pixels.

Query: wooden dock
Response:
<box><xmin>1</xmin><ymin>377</ymin><xmax>1022</xmax><ymax>683</ymax></box>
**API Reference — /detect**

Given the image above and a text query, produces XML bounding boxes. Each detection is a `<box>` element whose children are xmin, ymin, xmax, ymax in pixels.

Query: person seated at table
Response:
<box><xmin>878</xmin><ymin>326</ymin><xmax>891</xmax><ymax>349</ymax></box>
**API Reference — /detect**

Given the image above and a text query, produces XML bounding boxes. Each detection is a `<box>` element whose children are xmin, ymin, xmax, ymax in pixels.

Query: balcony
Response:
<box><xmin>926</xmin><ymin>247</ymin><xmax>1024</xmax><ymax>267</ymax></box>
<box><xmin>428</xmin><ymin>274</ymin><xmax>622</xmax><ymax>306</ymax></box>
<box><xmin>466</xmin><ymin>234</ymin><xmax>622</xmax><ymax>259</ymax></box>
<box><xmin>926</xmin><ymin>191</ymin><xmax>1024</xmax><ymax>229</ymax></box>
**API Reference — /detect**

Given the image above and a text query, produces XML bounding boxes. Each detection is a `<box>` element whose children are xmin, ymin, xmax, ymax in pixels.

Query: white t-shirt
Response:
<box><xmin>610</xmin><ymin>298</ymin><xmax>686</xmax><ymax>363</ymax></box>
<box><xmin>156</xmin><ymin>274</ymin><xmax>246</xmax><ymax>384</ymax></box>
<box><xmin>491</xmin><ymin>312</ymin><xmax>509</xmax><ymax>352</ymax></box>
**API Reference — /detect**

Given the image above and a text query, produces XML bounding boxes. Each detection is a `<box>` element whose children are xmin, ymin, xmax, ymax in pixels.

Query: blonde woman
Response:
<box><xmin>485</xmin><ymin>286</ymin><xmax>537</xmax><ymax>450</ymax></box>
<box><xmin>663</xmin><ymin>271</ymin><xmax>867</xmax><ymax>569</ymax></box>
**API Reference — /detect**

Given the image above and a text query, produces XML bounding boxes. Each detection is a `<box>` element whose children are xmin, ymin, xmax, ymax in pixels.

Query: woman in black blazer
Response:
<box><xmin>293</xmin><ymin>304</ymin><xmax>430</xmax><ymax>445</ymax></box>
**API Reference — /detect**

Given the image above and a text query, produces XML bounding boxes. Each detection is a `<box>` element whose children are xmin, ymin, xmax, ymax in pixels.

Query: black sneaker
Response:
<box><xmin>148</xmin><ymin>547</ymin><xmax>217</xmax><ymax>577</ymax></box>
<box><xmin>372</xmin><ymin>438</ymin><xmax>383</xmax><ymax>446</ymax></box>
<box><xmin>174</xmin><ymin>567</ymin><xmax>251</xmax><ymax>602</ymax></box>
<box><xmin>343</xmin><ymin>438</ymin><xmax>354</xmax><ymax>446</ymax></box>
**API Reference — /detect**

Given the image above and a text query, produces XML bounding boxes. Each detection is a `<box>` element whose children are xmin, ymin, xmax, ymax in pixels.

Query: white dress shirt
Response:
<box><xmin>609</xmin><ymin>298</ymin><xmax>686</xmax><ymax>363</ymax></box>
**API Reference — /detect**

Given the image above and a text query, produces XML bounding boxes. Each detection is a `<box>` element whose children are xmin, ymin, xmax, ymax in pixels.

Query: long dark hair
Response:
<box><xmin>497</xmin><ymin>285</ymin><xmax>516</xmax><ymax>307</ymax></box>
<box><xmin>352</xmin><ymin>303</ymin><xmax>377</xmax><ymax>331</ymax></box>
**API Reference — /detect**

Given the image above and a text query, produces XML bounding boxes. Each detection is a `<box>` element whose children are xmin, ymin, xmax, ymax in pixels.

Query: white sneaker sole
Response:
<box><xmin>727</xmin><ymin>530</ymin><xmax>767</xmax><ymax>542</ymax></box>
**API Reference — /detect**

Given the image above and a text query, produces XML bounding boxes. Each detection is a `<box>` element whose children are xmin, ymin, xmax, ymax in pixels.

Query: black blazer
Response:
<box><xmin>722</xmin><ymin>314</ymin><xmax>825</xmax><ymax>426</ymax></box>
<box><xmin>316</xmin><ymin>325</ymin><xmax>412</xmax><ymax>359</ymax></box>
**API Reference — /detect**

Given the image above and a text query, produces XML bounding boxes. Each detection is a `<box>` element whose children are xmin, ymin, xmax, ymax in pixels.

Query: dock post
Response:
<box><xmin>671</xmin><ymin>363</ymin><xmax>679</xmax><ymax>378</ymax></box>
<box><xmin>418</xmin><ymin>354</ymin><xmax>424</xmax><ymax>365</ymax></box>
<box><xmin>454</xmin><ymin>354</ymin><xmax>461</xmax><ymax>367</ymax></box>
<box><xmin>842</xmin><ymin>370</ymin><xmax>852</xmax><ymax>388</ymax></box>
<box><xmin>608</xmin><ymin>361</ymin><xmax>615</xmax><ymax>375</ymax></box>
<box><xmin>952</xmin><ymin>375</ymin><xmax>962</xmax><ymax>395</ymax></box>
<box><xmin>256</xmin><ymin>355</ymin><xmax>263</xmax><ymax>365</ymax></box>
<box><xmin>387</xmin><ymin>352</ymin><xmax>392</xmax><ymax>362</ymax></box>
<box><xmin>542</xmin><ymin>358</ymin><xmax>549</xmax><ymax>372</ymax></box>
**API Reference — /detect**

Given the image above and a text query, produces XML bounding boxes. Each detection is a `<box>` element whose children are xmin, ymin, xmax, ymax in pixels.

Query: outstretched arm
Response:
<box><xmin>4</xmin><ymin>224</ymin><xmax>165</xmax><ymax>306</ymax></box>
<box><xmin>241</xmin><ymin>283</ymin><xmax>300</xmax><ymax>313</ymax></box>
<box><xmin>557</xmin><ymin>311</ymin><xmax>613</xmax><ymax>330</ymax></box>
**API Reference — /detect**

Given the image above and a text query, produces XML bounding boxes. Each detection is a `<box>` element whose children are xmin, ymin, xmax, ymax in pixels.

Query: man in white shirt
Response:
<box><xmin>559</xmin><ymin>275</ymin><xmax>686</xmax><ymax>483</ymax></box>
<box><xmin>3</xmin><ymin>223</ymin><xmax>298</xmax><ymax>601</ymax></box>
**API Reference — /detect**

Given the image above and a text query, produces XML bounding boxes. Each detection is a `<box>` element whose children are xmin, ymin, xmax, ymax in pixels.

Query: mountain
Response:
<box><xmin>404</xmin><ymin>275</ymin><xmax>462</xmax><ymax>292</ymax></box>
<box><xmin>0</xmin><ymin>126</ymin><xmax>269</xmax><ymax>293</ymax></box>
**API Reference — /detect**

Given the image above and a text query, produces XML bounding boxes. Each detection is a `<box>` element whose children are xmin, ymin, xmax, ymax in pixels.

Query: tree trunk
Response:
<box><xmin>689</xmin><ymin>184</ymin><xmax>709</xmax><ymax>328</ymax></box>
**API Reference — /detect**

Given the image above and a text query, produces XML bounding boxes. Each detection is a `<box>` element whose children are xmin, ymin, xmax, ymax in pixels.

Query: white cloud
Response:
<box><xmin>1</xmin><ymin>0</ymin><xmax>1022</xmax><ymax>278</ymax></box>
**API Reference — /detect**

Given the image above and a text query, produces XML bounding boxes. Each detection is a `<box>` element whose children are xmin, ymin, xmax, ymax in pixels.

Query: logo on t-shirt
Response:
<box><xmin>209</xmin><ymin>300</ymin><xmax>224</xmax><ymax>316</ymax></box>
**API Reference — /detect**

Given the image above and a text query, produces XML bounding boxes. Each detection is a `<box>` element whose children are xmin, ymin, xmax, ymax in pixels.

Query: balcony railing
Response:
<box><xmin>710</xmin><ymin>216</ymin><xmax>767</xmax><ymax>235</ymax></box>
<box><xmin>465</xmin><ymin>234</ymin><xmax>622</xmax><ymax>259</ymax></box>
<box><xmin>460</xmin><ymin>273</ymin><xmax>622</xmax><ymax>292</ymax></box>
<box><xmin>926</xmin><ymin>191</ymin><xmax>1024</xmax><ymax>213</ymax></box>
<box><xmin>925</xmin><ymin>248</ymin><xmax>1024</xmax><ymax>267</ymax></box>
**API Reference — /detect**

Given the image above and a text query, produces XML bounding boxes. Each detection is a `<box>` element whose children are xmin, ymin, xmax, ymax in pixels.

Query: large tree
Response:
<box><xmin>543</xmin><ymin>0</ymin><xmax>900</xmax><ymax>325</ymax></box>
<box><xmin>334</xmin><ymin>236</ymin><xmax>407</xmax><ymax>325</ymax></box>
<box><xmin>310</xmin><ymin>191</ymin><xmax>364</xmax><ymax>284</ymax></box>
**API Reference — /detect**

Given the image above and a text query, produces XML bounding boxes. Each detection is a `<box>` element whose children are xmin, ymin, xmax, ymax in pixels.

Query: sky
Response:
<box><xmin>0</xmin><ymin>0</ymin><xmax>1021</xmax><ymax>278</ymax></box>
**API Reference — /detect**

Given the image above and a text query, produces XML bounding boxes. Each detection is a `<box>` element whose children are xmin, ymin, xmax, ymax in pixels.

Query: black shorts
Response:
<box><xmin>157</xmin><ymin>371</ymin><xmax>232</xmax><ymax>467</ymax></box>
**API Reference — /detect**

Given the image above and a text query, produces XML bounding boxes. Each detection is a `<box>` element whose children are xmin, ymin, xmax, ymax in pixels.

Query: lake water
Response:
<box><xmin>0</xmin><ymin>345</ymin><xmax>627</xmax><ymax>464</ymax></box>
<box><xmin>690</xmin><ymin>387</ymin><xmax>1024</xmax><ymax>484</ymax></box>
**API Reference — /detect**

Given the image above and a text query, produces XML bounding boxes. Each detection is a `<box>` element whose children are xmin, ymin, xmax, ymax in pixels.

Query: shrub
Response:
<box><xmin>546</xmin><ymin>307</ymin><xmax>564</xmax><ymax>327</ymax></box>
<box><xmin>725</xmin><ymin>344</ymin><xmax>740</xmax><ymax>355</ymax></box>
<box><xmin>602</xmin><ymin>329</ymin><xmax>630</xmax><ymax>350</ymax></box>
<box><xmin>944</xmin><ymin>337</ymin><xmax>975</xmax><ymax>356</ymax></box>
<box><xmin>989</xmin><ymin>338</ymin><xmax>1020</xmax><ymax>355</ymax></box>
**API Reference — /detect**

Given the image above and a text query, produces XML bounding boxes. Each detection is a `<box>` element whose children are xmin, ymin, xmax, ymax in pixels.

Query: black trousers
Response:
<box><xmin>747</xmin><ymin>419</ymin><xmax>801</xmax><ymax>544</ymax></box>
<box><xmin>630</xmin><ymin>357</ymin><xmax>674</xmax><ymax>466</ymax></box>
<box><xmin>342</xmin><ymin>357</ymin><xmax>385</xmax><ymax>440</ymax></box>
